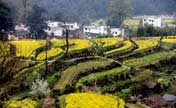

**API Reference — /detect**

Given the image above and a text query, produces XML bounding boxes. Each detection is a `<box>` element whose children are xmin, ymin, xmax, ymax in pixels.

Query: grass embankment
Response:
<box><xmin>76</xmin><ymin>66</ymin><xmax>130</xmax><ymax>90</ymax></box>
<box><xmin>54</xmin><ymin>58</ymin><xmax>114</xmax><ymax>92</ymax></box>
<box><xmin>124</xmin><ymin>49</ymin><xmax>176</xmax><ymax>67</ymax></box>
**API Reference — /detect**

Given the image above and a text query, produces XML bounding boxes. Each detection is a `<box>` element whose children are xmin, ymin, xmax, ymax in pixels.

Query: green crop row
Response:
<box><xmin>76</xmin><ymin>66</ymin><xmax>130</xmax><ymax>90</ymax></box>
<box><xmin>54</xmin><ymin>58</ymin><xmax>114</xmax><ymax>92</ymax></box>
<box><xmin>124</xmin><ymin>49</ymin><xmax>176</xmax><ymax>67</ymax></box>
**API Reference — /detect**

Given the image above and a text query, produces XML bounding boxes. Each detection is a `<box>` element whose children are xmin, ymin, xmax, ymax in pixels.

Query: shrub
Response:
<box><xmin>30</xmin><ymin>77</ymin><xmax>51</xmax><ymax>99</ymax></box>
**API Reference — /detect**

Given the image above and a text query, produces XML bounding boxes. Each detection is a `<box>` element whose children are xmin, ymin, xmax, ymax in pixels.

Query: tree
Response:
<box><xmin>54</xmin><ymin>12</ymin><xmax>70</xmax><ymax>57</ymax></box>
<box><xmin>27</xmin><ymin>4</ymin><xmax>48</xmax><ymax>39</ymax></box>
<box><xmin>89</xmin><ymin>40</ymin><xmax>105</xmax><ymax>56</ymax></box>
<box><xmin>0</xmin><ymin>0</ymin><xmax>13</xmax><ymax>40</ymax></box>
<box><xmin>106</xmin><ymin>0</ymin><xmax>132</xmax><ymax>27</ymax></box>
<box><xmin>0</xmin><ymin>42</ymin><xmax>19</xmax><ymax>84</ymax></box>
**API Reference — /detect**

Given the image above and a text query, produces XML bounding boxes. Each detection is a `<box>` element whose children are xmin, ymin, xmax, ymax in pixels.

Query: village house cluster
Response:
<box><xmin>10</xmin><ymin>16</ymin><xmax>173</xmax><ymax>40</ymax></box>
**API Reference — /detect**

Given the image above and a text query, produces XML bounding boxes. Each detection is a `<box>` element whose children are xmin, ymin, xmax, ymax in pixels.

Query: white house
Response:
<box><xmin>110</xmin><ymin>28</ymin><xmax>124</xmax><ymax>36</ymax></box>
<box><xmin>15</xmin><ymin>23</ymin><xmax>29</xmax><ymax>39</ymax></box>
<box><xmin>142</xmin><ymin>17</ymin><xmax>162</xmax><ymax>27</ymax></box>
<box><xmin>45</xmin><ymin>21</ymin><xmax>80</xmax><ymax>37</ymax></box>
<box><xmin>15</xmin><ymin>23</ymin><xmax>29</xmax><ymax>31</ymax></box>
<box><xmin>83</xmin><ymin>26</ymin><xmax>108</xmax><ymax>35</ymax></box>
<box><xmin>45</xmin><ymin>27</ymin><xmax>63</xmax><ymax>37</ymax></box>
<box><xmin>65</xmin><ymin>22</ymin><xmax>80</xmax><ymax>31</ymax></box>
<box><xmin>45</xmin><ymin>21</ymin><xmax>63</xmax><ymax>37</ymax></box>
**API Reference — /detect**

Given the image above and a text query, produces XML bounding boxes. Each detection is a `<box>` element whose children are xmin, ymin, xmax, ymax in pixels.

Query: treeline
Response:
<box><xmin>137</xmin><ymin>25</ymin><xmax>176</xmax><ymax>37</ymax></box>
<box><xmin>3</xmin><ymin>0</ymin><xmax>176</xmax><ymax>24</ymax></box>
<box><xmin>132</xmin><ymin>0</ymin><xmax>176</xmax><ymax>15</ymax></box>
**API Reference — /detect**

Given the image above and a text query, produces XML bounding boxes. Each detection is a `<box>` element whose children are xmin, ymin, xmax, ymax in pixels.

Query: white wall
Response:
<box><xmin>45</xmin><ymin>27</ymin><xmax>63</xmax><ymax>37</ymax></box>
<box><xmin>83</xmin><ymin>26</ymin><xmax>108</xmax><ymax>35</ymax></box>
<box><xmin>110</xmin><ymin>28</ymin><xmax>124</xmax><ymax>36</ymax></box>
<box><xmin>66</xmin><ymin>22</ymin><xmax>80</xmax><ymax>30</ymax></box>
<box><xmin>142</xmin><ymin>17</ymin><xmax>162</xmax><ymax>27</ymax></box>
<box><xmin>46</xmin><ymin>21</ymin><xmax>80</xmax><ymax>37</ymax></box>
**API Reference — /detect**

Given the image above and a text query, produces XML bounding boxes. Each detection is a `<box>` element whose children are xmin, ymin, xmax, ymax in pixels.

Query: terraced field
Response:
<box><xmin>93</xmin><ymin>37</ymin><xmax>123</xmax><ymax>48</ymax></box>
<box><xmin>104</xmin><ymin>40</ymin><xmax>134</xmax><ymax>56</ymax></box>
<box><xmin>11</xmin><ymin>40</ymin><xmax>46</xmax><ymax>58</ymax></box>
<box><xmin>1</xmin><ymin>36</ymin><xmax>176</xmax><ymax>108</ymax></box>
<box><xmin>133</xmin><ymin>39</ymin><xmax>159</xmax><ymax>52</ymax></box>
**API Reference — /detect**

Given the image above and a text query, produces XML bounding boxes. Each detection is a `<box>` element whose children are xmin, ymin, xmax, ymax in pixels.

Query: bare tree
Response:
<box><xmin>54</xmin><ymin>13</ymin><xmax>70</xmax><ymax>57</ymax></box>
<box><xmin>63</xmin><ymin>22</ymin><xmax>69</xmax><ymax>57</ymax></box>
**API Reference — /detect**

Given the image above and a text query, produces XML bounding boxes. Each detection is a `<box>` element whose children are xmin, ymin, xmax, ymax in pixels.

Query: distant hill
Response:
<box><xmin>4</xmin><ymin>0</ymin><xmax>176</xmax><ymax>23</ymax></box>
<box><xmin>132</xmin><ymin>0</ymin><xmax>176</xmax><ymax>15</ymax></box>
<box><xmin>34</xmin><ymin>0</ymin><xmax>176</xmax><ymax>19</ymax></box>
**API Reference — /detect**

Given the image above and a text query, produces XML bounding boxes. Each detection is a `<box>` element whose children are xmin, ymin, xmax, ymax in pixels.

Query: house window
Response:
<box><xmin>115</xmin><ymin>32</ymin><xmax>117</xmax><ymax>34</ymax></box>
<box><xmin>71</xmin><ymin>25</ymin><xmax>73</xmax><ymax>28</ymax></box>
<box><xmin>85</xmin><ymin>28</ymin><xmax>88</xmax><ymax>30</ymax></box>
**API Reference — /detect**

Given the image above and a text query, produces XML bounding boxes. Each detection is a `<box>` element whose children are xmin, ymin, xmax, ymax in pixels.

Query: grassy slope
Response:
<box><xmin>54</xmin><ymin>58</ymin><xmax>114</xmax><ymax>91</ymax></box>
<box><xmin>124</xmin><ymin>49</ymin><xmax>176</xmax><ymax>67</ymax></box>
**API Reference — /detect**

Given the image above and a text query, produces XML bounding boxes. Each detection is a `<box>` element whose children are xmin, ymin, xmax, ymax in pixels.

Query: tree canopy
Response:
<box><xmin>27</xmin><ymin>4</ymin><xmax>48</xmax><ymax>39</ymax></box>
<box><xmin>0</xmin><ymin>0</ymin><xmax>13</xmax><ymax>32</ymax></box>
<box><xmin>106</xmin><ymin>0</ymin><xmax>132</xmax><ymax>27</ymax></box>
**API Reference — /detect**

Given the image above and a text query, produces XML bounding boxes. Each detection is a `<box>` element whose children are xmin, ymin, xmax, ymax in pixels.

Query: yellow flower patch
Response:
<box><xmin>93</xmin><ymin>37</ymin><xmax>123</xmax><ymax>47</ymax></box>
<box><xmin>162</xmin><ymin>36</ymin><xmax>176</xmax><ymax>43</ymax></box>
<box><xmin>104</xmin><ymin>41</ymin><xmax>133</xmax><ymax>55</ymax></box>
<box><xmin>3</xmin><ymin>99</ymin><xmax>38</xmax><ymax>108</ymax></box>
<box><xmin>64</xmin><ymin>93</ymin><xmax>125</xmax><ymax>108</ymax></box>
<box><xmin>37</xmin><ymin>47</ymin><xmax>64</xmax><ymax>60</ymax></box>
<box><xmin>11</xmin><ymin>40</ymin><xmax>46</xmax><ymax>58</ymax></box>
<box><xmin>134</xmin><ymin>40</ymin><xmax>158</xmax><ymax>52</ymax></box>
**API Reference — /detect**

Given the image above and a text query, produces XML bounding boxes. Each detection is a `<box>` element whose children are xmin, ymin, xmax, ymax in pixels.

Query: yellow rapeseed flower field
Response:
<box><xmin>104</xmin><ymin>41</ymin><xmax>133</xmax><ymax>55</ymax></box>
<box><xmin>134</xmin><ymin>40</ymin><xmax>158</xmax><ymax>52</ymax></box>
<box><xmin>51</xmin><ymin>39</ymin><xmax>65</xmax><ymax>47</ymax></box>
<box><xmin>11</xmin><ymin>40</ymin><xmax>46</xmax><ymax>58</ymax></box>
<box><xmin>3</xmin><ymin>99</ymin><xmax>38</xmax><ymax>108</ymax></box>
<box><xmin>162</xmin><ymin>36</ymin><xmax>176</xmax><ymax>43</ymax></box>
<box><xmin>68</xmin><ymin>39</ymin><xmax>91</xmax><ymax>52</ymax></box>
<box><xmin>64</xmin><ymin>93</ymin><xmax>125</xmax><ymax>108</ymax></box>
<box><xmin>37</xmin><ymin>47</ymin><xmax>64</xmax><ymax>60</ymax></box>
<box><xmin>93</xmin><ymin>37</ymin><xmax>123</xmax><ymax>47</ymax></box>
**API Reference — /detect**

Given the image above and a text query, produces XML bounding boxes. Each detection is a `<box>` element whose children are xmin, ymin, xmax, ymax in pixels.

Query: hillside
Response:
<box><xmin>1</xmin><ymin>36</ymin><xmax>176</xmax><ymax>107</ymax></box>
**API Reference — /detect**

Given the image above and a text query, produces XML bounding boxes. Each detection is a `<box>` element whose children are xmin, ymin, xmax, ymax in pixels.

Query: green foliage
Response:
<box><xmin>124</xmin><ymin>49</ymin><xmax>176</xmax><ymax>67</ymax></box>
<box><xmin>27</xmin><ymin>4</ymin><xmax>48</xmax><ymax>39</ymax></box>
<box><xmin>157</xmin><ymin>76</ymin><xmax>175</xmax><ymax>86</ymax></box>
<box><xmin>131</xmin><ymin>69</ymin><xmax>153</xmax><ymax>82</ymax></box>
<box><xmin>90</xmin><ymin>40</ymin><xmax>105</xmax><ymax>56</ymax></box>
<box><xmin>76</xmin><ymin>66</ymin><xmax>129</xmax><ymax>89</ymax></box>
<box><xmin>116</xmin><ymin>88</ymin><xmax>132</xmax><ymax>99</ymax></box>
<box><xmin>54</xmin><ymin>58</ymin><xmax>113</xmax><ymax>92</ymax></box>
<box><xmin>106</xmin><ymin>0</ymin><xmax>132</xmax><ymax>27</ymax></box>
<box><xmin>0</xmin><ymin>1</ymin><xmax>13</xmax><ymax>32</ymax></box>
<box><xmin>137</xmin><ymin>24</ymin><xmax>176</xmax><ymax>37</ymax></box>
<box><xmin>14</xmin><ymin>90</ymin><xmax>32</xmax><ymax>98</ymax></box>
<box><xmin>160</xmin><ymin>42</ymin><xmax>175</xmax><ymax>50</ymax></box>
<box><xmin>46</xmin><ymin>73</ymin><xmax>60</xmax><ymax>84</ymax></box>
